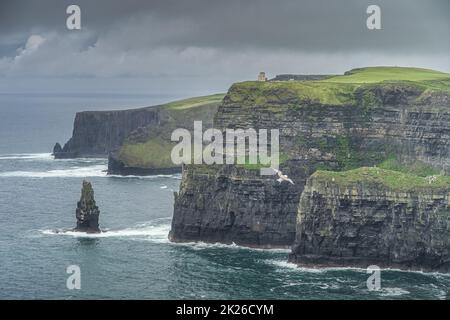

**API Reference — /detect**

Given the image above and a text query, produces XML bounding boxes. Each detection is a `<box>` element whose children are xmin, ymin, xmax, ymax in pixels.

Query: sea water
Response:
<box><xmin>0</xmin><ymin>93</ymin><xmax>449</xmax><ymax>299</ymax></box>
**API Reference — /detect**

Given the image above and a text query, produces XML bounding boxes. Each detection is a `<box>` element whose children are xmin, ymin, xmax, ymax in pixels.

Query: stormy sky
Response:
<box><xmin>0</xmin><ymin>0</ymin><xmax>449</xmax><ymax>96</ymax></box>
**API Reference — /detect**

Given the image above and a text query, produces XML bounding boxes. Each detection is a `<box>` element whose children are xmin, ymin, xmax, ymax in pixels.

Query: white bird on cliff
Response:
<box><xmin>271</xmin><ymin>168</ymin><xmax>294</xmax><ymax>185</ymax></box>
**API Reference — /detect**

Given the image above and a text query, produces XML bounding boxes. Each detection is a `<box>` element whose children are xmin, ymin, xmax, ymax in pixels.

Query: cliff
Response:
<box><xmin>53</xmin><ymin>94</ymin><xmax>224</xmax><ymax>160</ymax></box>
<box><xmin>170</xmin><ymin>67</ymin><xmax>450</xmax><ymax>248</ymax></box>
<box><xmin>170</xmin><ymin>164</ymin><xmax>300</xmax><ymax>247</ymax></box>
<box><xmin>289</xmin><ymin>167</ymin><xmax>450</xmax><ymax>272</ymax></box>
<box><xmin>54</xmin><ymin>106</ymin><xmax>161</xmax><ymax>158</ymax></box>
<box><xmin>107</xmin><ymin>94</ymin><xmax>222</xmax><ymax>175</ymax></box>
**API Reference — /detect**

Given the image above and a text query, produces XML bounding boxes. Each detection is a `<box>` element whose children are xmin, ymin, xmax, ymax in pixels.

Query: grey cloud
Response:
<box><xmin>1</xmin><ymin>0</ymin><xmax>449</xmax><ymax>52</ymax></box>
<box><xmin>0</xmin><ymin>0</ymin><xmax>448</xmax><ymax>94</ymax></box>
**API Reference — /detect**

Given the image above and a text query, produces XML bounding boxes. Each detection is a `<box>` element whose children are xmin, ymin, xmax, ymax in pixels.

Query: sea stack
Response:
<box><xmin>75</xmin><ymin>180</ymin><xmax>101</xmax><ymax>233</ymax></box>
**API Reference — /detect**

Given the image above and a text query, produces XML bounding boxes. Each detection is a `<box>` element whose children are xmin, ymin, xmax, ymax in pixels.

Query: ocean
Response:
<box><xmin>0</xmin><ymin>93</ymin><xmax>449</xmax><ymax>299</ymax></box>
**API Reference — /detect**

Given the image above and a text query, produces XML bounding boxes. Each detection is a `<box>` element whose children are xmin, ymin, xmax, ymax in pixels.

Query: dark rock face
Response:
<box><xmin>75</xmin><ymin>180</ymin><xmax>100</xmax><ymax>233</ymax></box>
<box><xmin>289</xmin><ymin>175</ymin><xmax>450</xmax><ymax>272</ymax></box>
<box><xmin>53</xmin><ymin>142</ymin><xmax>76</xmax><ymax>159</ymax></box>
<box><xmin>53</xmin><ymin>143</ymin><xmax>63</xmax><ymax>154</ymax></box>
<box><xmin>108</xmin><ymin>153</ymin><xmax>181</xmax><ymax>176</ymax></box>
<box><xmin>170</xmin><ymin>83</ymin><xmax>450</xmax><ymax>247</ymax></box>
<box><xmin>54</xmin><ymin>107</ymin><xmax>161</xmax><ymax>158</ymax></box>
<box><xmin>170</xmin><ymin>165</ymin><xmax>303</xmax><ymax>248</ymax></box>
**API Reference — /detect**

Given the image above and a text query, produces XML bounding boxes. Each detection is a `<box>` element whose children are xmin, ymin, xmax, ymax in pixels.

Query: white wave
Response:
<box><xmin>173</xmin><ymin>240</ymin><xmax>291</xmax><ymax>253</ymax></box>
<box><xmin>160</xmin><ymin>185</ymin><xmax>168</xmax><ymax>189</ymax></box>
<box><xmin>265</xmin><ymin>259</ymin><xmax>366</xmax><ymax>273</ymax></box>
<box><xmin>108</xmin><ymin>173</ymin><xmax>182</xmax><ymax>180</ymax></box>
<box><xmin>55</xmin><ymin>158</ymin><xmax>107</xmax><ymax>163</ymax></box>
<box><xmin>437</xmin><ymin>290</ymin><xmax>447</xmax><ymax>300</ymax></box>
<box><xmin>0</xmin><ymin>153</ymin><xmax>53</xmax><ymax>161</ymax></box>
<box><xmin>0</xmin><ymin>153</ymin><xmax>107</xmax><ymax>164</ymax></box>
<box><xmin>0</xmin><ymin>164</ymin><xmax>107</xmax><ymax>178</ymax></box>
<box><xmin>379</xmin><ymin>287</ymin><xmax>410</xmax><ymax>297</ymax></box>
<box><xmin>40</xmin><ymin>221</ymin><xmax>171</xmax><ymax>242</ymax></box>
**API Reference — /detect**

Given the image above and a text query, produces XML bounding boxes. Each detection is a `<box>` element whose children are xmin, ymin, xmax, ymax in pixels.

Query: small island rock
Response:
<box><xmin>75</xmin><ymin>180</ymin><xmax>101</xmax><ymax>233</ymax></box>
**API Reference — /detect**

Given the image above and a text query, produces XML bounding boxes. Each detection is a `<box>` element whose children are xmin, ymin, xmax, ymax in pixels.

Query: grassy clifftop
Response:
<box><xmin>324</xmin><ymin>67</ymin><xmax>450</xmax><ymax>83</ymax></box>
<box><xmin>114</xmin><ymin>93</ymin><xmax>223</xmax><ymax>170</ymax></box>
<box><xmin>227</xmin><ymin>67</ymin><xmax>450</xmax><ymax>107</ymax></box>
<box><xmin>313</xmin><ymin>167</ymin><xmax>450</xmax><ymax>193</ymax></box>
<box><xmin>162</xmin><ymin>93</ymin><xmax>225</xmax><ymax>110</ymax></box>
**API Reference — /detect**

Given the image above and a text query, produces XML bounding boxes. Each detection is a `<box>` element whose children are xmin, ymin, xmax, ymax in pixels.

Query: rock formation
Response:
<box><xmin>53</xmin><ymin>142</ymin><xmax>63</xmax><ymax>154</ymax></box>
<box><xmin>75</xmin><ymin>180</ymin><xmax>101</xmax><ymax>233</ymax></box>
<box><xmin>289</xmin><ymin>168</ymin><xmax>450</xmax><ymax>272</ymax></box>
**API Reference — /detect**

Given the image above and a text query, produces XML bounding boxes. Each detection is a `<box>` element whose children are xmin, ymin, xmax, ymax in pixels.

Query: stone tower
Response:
<box><xmin>258</xmin><ymin>72</ymin><xmax>267</xmax><ymax>81</ymax></box>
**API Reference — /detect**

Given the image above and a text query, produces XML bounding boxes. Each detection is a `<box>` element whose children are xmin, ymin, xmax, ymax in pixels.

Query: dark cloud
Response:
<box><xmin>1</xmin><ymin>0</ymin><xmax>448</xmax><ymax>52</ymax></box>
<box><xmin>0</xmin><ymin>0</ymin><xmax>448</xmax><ymax>93</ymax></box>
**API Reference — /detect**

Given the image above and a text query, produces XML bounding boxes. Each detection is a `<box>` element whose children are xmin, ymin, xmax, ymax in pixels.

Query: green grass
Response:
<box><xmin>313</xmin><ymin>167</ymin><xmax>450</xmax><ymax>193</ymax></box>
<box><xmin>240</xmin><ymin>153</ymin><xmax>290</xmax><ymax>171</ymax></box>
<box><xmin>230</xmin><ymin>67</ymin><xmax>450</xmax><ymax>108</ymax></box>
<box><xmin>163</xmin><ymin>93</ymin><xmax>225</xmax><ymax>110</ymax></box>
<box><xmin>117</xmin><ymin>93</ymin><xmax>223</xmax><ymax>169</ymax></box>
<box><xmin>323</xmin><ymin>67</ymin><xmax>450</xmax><ymax>84</ymax></box>
<box><xmin>118</xmin><ymin>137</ymin><xmax>175</xmax><ymax>168</ymax></box>
<box><xmin>378</xmin><ymin>157</ymin><xmax>441</xmax><ymax>177</ymax></box>
<box><xmin>228</xmin><ymin>81</ymin><xmax>356</xmax><ymax>106</ymax></box>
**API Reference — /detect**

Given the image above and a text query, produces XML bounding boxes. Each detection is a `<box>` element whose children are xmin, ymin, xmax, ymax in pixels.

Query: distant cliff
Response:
<box><xmin>289</xmin><ymin>168</ymin><xmax>450</xmax><ymax>272</ymax></box>
<box><xmin>107</xmin><ymin>94</ymin><xmax>222</xmax><ymax>175</ymax></box>
<box><xmin>53</xmin><ymin>94</ymin><xmax>224</xmax><ymax>167</ymax></box>
<box><xmin>54</xmin><ymin>106</ymin><xmax>161</xmax><ymax>158</ymax></box>
<box><xmin>170</xmin><ymin>67</ymin><xmax>450</xmax><ymax>250</ymax></box>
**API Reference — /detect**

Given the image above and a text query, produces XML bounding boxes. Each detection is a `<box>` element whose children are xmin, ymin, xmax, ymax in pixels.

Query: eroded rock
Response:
<box><xmin>75</xmin><ymin>180</ymin><xmax>101</xmax><ymax>233</ymax></box>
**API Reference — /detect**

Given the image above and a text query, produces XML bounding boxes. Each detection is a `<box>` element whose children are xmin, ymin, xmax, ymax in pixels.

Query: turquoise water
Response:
<box><xmin>0</xmin><ymin>94</ymin><xmax>449</xmax><ymax>299</ymax></box>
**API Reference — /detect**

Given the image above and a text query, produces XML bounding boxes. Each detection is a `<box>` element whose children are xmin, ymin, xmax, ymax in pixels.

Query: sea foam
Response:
<box><xmin>0</xmin><ymin>153</ymin><xmax>53</xmax><ymax>161</ymax></box>
<box><xmin>0</xmin><ymin>165</ymin><xmax>108</xmax><ymax>178</ymax></box>
<box><xmin>41</xmin><ymin>220</ymin><xmax>171</xmax><ymax>242</ymax></box>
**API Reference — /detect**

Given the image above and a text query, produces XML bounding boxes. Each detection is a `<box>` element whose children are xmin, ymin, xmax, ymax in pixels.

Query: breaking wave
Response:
<box><xmin>265</xmin><ymin>259</ymin><xmax>365</xmax><ymax>273</ymax></box>
<box><xmin>378</xmin><ymin>287</ymin><xmax>410</xmax><ymax>297</ymax></box>
<box><xmin>40</xmin><ymin>220</ymin><xmax>171</xmax><ymax>243</ymax></box>
<box><xmin>173</xmin><ymin>241</ymin><xmax>291</xmax><ymax>253</ymax></box>
<box><xmin>0</xmin><ymin>165</ymin><xmax>108</xmax><ymax>178</ymax></box>
<box><xmin>108</xmin><ymin>174</ymin><xmax>182</xmax><ymax>180</ymax></box>
<box><xmin>0</xmin><ymin>153</ymin><xmax>53</xmax><ymax>161</ymax></box>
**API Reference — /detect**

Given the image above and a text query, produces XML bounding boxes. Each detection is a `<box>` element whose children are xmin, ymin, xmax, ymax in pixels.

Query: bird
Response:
<box><xmin>271</xmin><ymin>167</ymin><xmax>294</xmax><ymax>185</ymax></box>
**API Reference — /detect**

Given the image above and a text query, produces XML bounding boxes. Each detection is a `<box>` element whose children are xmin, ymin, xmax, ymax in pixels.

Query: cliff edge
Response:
<box><xmin>289</xmin><ymin>167</ymin><xmax>450</xmax><ymax>272</ymax></box>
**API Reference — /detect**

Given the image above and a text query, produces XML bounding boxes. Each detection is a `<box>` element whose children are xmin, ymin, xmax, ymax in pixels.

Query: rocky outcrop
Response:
<box><xmin>75</xmin><ymin>180</ymin><xmax>101</xmax><ymax>233</ymax></box>
<box><xmin>289</xmin><ymin>168</ymin><xmax>450</xmax><ymax>272</ymax></box>
<box><xmin>170</xmin><ymin>68</ymin><xmax>450</xmax><ymax>248</ymax></box>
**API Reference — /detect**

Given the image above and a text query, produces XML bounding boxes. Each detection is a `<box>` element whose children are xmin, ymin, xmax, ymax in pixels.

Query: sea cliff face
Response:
<box><xmin>108</xmin><ymin>98</ymin><xmax>220</xmax><ymax>175</ymax></box>
<box><xmin>170</xmin><ymin>67</ymin><xmax>450</xmax><ymax>248</ymax></box>
<box><xmin>170</xmin><ymin>164</ymin><xmax>302</xmax><ymax>247</ymax></box>
<box><xmin>54</xmin><ymin>107</ymin><xmax>160</xmax><ymax>158</ymax></box>
<box><xmin>53</xmin><ymin>94</ymin><xmax>224</xmax><ymax>177</ymax></box>
<box><xmin>289</xmin><ymin>168</ymin><xmax>450</xmax><ymax>272</ymax></box>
